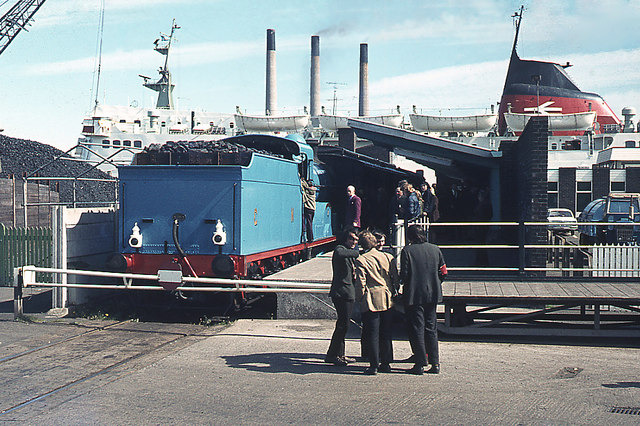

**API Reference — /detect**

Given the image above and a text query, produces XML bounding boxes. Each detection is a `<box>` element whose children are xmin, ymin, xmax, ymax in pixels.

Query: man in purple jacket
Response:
<box><xmin>345</xmin><ymin>185</ymin><xmax>361</xmax><ymax>232</ymax></box>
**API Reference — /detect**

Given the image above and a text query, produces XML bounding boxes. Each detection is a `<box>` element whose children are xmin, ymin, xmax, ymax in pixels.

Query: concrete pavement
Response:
<box><xmin>0</xmin><ymin>317</ymin><xmax>639</xmax><ymax>424</ymax></box>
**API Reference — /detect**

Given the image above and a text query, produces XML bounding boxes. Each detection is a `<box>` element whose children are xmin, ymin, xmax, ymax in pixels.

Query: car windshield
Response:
<box><xmin>549</xmin><ymin>210</ymin><xmax>572</xmax><ymax>218</ymax></box>
<box><xmin>609</xmin><ymin>199</ymin><xmax>633</xmax><ymax>214</ymax></box>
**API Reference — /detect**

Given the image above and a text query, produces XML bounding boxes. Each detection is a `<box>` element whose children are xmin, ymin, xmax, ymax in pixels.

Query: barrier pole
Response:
<box><xmin>13</xmin><ymin>267</ymin><xmax>23</xmax><ymax>319</ymax></box>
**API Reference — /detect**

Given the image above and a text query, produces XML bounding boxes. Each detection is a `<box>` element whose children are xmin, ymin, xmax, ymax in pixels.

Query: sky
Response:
<box><xmin>0</xmin><ymin>0</ymin><xmax>639</xmax><ymax>151</ymax></box>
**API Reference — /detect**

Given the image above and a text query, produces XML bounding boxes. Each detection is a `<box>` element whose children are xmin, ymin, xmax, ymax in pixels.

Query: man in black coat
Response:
<box><xmin>345</xmin><ymin>185</ymin><xmax>361</xmax><ymax>232</ymax></box>
<box><xmin>325</xmin><ymin>231</ymin><xmax>360</xmax><ymax>365</ymax></box>
<box><xmin>400</xmin><ymin>225</ymin><xmax>447</xmax><ymax>375</ymax></box>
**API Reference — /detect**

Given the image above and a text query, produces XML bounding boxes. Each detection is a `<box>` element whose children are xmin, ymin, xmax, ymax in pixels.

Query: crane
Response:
<box><xmin>0</xmin><ymin>0</ymin><xmax>47</xmax><ymax>57</ymax></box>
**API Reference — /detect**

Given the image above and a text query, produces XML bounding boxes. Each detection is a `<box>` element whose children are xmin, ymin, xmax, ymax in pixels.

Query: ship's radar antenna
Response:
<box><xmin>142</xmin><ymin>19</ymin><xmax>180</xmax><ymax>109</ymax></box>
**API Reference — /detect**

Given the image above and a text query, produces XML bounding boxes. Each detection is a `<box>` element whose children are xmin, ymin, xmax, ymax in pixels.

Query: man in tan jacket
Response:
<box><xmin>354</xmin><ymin>231</ymin><xmax>399</xmax><ymax>375</ymax></box>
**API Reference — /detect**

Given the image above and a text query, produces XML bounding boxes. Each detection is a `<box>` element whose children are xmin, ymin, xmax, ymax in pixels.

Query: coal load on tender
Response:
<box><xmin>134</xmin><ymin>140</ymin><xmax>284</xmax><ymax>166</ymax></box>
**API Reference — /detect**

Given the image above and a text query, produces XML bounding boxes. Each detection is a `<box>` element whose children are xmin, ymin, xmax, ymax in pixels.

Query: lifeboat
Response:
<box><xmin>318</xmin><ymin>114</ymin><xmax>403</xmax><ymax>131</ymax></box>
<box><xmin>409</xmin><ymin>113</ymin><xmax>497</xmax><ymax>133</ymax></box>
<box><xmin>234</xmin><ymin>114</ymin><xmax>310</xmax><ymax>132</ymax></box>
<box><xmin>503</xmin><ymin>111</ymin><xmax>597</xmax><ymax>132</ymax></box>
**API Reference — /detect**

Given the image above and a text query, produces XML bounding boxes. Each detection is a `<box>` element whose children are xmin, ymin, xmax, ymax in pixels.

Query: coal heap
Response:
<box><xmin>0</xmin><ymin>134</ymin><xmax>115</xmax><ymax>204</ymax></box>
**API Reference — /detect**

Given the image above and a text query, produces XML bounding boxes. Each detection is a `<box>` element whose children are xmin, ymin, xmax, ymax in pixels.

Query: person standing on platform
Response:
<box><xmin>354</xmin><ymin>231</ymin><xmax>399</xmax><ymax>375</ymax></box>
<box><xmin>345</xmin><ymin>185</ymin><xmax>361</xmax><ymax>232</ymax></box>
<box><xmin>420</xmin><ymin>182</ymin><xmax>439</xmax><ymax>222</ymax></box>
<box><xmin>301</xmin><ymin>178</ymin><xmax>316</xmax><ymax>242</ymax></box>
<box><xmin>325</xmin><ymin>231</ymin><xmax>360</xmax><ymax>366</ymax></box>
<box><xmin>400</xmin><ymin>225</ymin><xmax>447</xmax><ymax>375</ymax></box>
<box><xmin>389</xmin><ymin>187</ymin><xmax>405</xmax><ymax>227</ymax></box>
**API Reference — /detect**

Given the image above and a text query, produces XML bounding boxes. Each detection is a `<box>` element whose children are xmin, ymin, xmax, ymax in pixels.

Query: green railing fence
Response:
<box><xmin>0</xmin><ymin>224</ymin><xmax>52</xmax><ymax>286</ymax></box>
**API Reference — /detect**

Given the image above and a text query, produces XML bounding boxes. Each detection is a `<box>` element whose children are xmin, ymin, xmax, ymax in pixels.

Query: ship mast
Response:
<box><xmin>141</xmin><ymin>19</ymin><xmax>180</xmax><ymax>110</ymax></box>
<box><xmin>510</xmin><ymin>5</ymin><xmax>524</xmax><ymax>57</ymax></box>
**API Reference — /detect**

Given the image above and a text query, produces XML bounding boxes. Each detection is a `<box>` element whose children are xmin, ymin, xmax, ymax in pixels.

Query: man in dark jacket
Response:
<box><xmin>325</xmin><ymin>231</ymin><xmax>360</xmax><ymax>365</ymax></box>
<box><xmin>400</xmin><ymin>225</ymin><xmax>447</xmax><ymax>375</ymax></box>
<box><xmin>345</xmin><ymin>185</ymin><xmax>361</xmax><ymax>232</ymax></box>
<box><xmin>301</xmin><ymin>178</ymin><xmax>316</xmax><ymax>241</ymax></box>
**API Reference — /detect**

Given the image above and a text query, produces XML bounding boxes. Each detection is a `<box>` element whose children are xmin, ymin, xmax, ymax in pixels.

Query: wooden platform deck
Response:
<box><xmin>444</xmin><ymin>280</ymin><xmax>640</xmax><ymax>304</ymax></box>
<box><xmin>270</xmin><ymin>254</ymin><xmax>640</xmax><ymax>337</ymax></box>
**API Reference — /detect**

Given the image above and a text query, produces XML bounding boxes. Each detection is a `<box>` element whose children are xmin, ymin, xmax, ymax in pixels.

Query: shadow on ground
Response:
<box><xmin>0</xmin><ymin>289</ymin><xmax>52</xmax><ymax>314</ymax></box>
<box><xmin>221</xmin><ymin>352</ymin><xmax>413</xmax><ymax>375</ymax></box>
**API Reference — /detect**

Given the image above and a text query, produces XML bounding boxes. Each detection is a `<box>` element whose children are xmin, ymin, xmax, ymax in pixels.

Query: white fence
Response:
<box><xmin>592</xmin><ymin>244</ymin><xmax>640</xmax><ymax>277</ymax></box>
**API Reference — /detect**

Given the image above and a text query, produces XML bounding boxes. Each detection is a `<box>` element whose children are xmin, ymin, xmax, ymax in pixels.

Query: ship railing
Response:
<box><xmin>391</xmin><ymin>218</ymin><xmax>639</xmax><ymax>278</ymax></box>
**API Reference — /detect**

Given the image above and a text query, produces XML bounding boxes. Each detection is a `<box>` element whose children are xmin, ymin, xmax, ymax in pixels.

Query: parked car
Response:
<box><xmin>577</xmin><ymin>193</ymin><xmax>640</xmax><ymax>244</ymax></box>
<box><xmin>547</xmin><ymin>208</ymin><xmax>578</xmax><ymax>234</ymax></box>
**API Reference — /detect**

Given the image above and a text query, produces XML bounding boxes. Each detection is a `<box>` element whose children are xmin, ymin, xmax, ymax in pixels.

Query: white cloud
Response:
<box><xmin>23</xmin><ymin>39</ymin><xmax>266</xmax><ymax>75</ymax></box>
<box><xmin>367</xmin><ymin>60</ymin><xmax>507</xmax><ymax>115</ymax></box>
<box><xmin>36</xmin><ymin>0</ymin><xmax>209</xmax><ymax>27</ymax></box>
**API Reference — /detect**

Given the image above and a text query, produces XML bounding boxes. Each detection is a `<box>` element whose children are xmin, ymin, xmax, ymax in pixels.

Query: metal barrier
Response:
<box><xmin>391</xmin><ymin>219</ymin><xmax>640</xmax><ymax>277</ymax></box>
<box><xmin>13</xmin><ymin>265</ymin><xmax>330</xmax><ymax>318</ymax></box>
<box><xmin>0</xmin><ymin>225</ymin><xmax>52</xmax><ymax>286</ymax></box>
<box><xmin>11</xmin><ymin>220</ymin><xmax>639</xmax><ymax>318</ymax></box>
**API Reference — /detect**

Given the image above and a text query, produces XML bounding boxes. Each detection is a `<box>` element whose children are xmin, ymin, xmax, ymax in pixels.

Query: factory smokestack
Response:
<box><xmin>359</xmin><ymin>43</ymin><xmax>368</xmax><ymax>117</ymax></box>
<box><xmin>265</xmin><ymin>29</ymin><xmax>277</xmax><ymax>115</ymax></box>
<box><xmin>310</xmin><ymin>35</ymin><xmax>320</xmax><ymax>117</ymax></box>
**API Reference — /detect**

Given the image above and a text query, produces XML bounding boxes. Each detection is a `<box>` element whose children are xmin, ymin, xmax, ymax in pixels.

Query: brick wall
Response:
<box><xmin>497</xmin><ymin>117</ymin><xmax>549</xmax><ymax>274</ymax></box>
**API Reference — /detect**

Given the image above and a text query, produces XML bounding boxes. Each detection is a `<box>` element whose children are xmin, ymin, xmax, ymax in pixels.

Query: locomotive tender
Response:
<box><xmin>111</xmin><ymin>134</ymin><xmax>335</xmax><ymax>281</ymax></box>
<box><xmin>109</xmin><ymin>132</ymin><xmax>421</xmax><ymax>299</ymax></box>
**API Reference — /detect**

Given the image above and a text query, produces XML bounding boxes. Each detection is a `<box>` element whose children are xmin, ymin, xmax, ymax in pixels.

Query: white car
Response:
<box><xmin>547</xmin><ymin>208</ymin><xmax>578</xmax><ymax>233</ymax></box>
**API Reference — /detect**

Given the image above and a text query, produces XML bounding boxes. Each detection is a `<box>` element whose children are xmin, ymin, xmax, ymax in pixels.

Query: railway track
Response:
<box><xmin>0</xmin><ymin>319</ymin><xmax>227</xmax><ymax>417</ymax></box>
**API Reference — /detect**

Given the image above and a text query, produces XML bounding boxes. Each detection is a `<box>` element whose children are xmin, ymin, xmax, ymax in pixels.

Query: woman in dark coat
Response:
<box><xmin>400</xmin><ymin>225</ymin><xmax>447</xmax><ymax>375</ymax></box>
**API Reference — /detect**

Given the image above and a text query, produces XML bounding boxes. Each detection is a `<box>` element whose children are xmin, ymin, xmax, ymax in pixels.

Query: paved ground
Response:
<box><xmin>0</xmin><ymin>315</ymin><xmax>639</xmax><ymax>425</ymax></box>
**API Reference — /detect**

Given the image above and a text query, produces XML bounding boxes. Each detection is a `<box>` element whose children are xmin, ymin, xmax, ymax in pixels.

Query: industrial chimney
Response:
<box><xmin>359</xmin><ymin>43</ymin><xmax>368</xmax><ymax>117</ymax></box>
<box><xmin>265</xmin><ymin>29</ymin><xmax>277</xmax><ymax>116</ymax></box>
<box><xmin>310</xmin><ymin>35</ymin><xmax>320</xmax><ymax>117</ymax></box>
